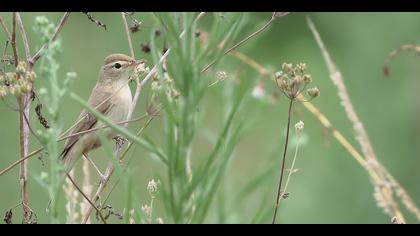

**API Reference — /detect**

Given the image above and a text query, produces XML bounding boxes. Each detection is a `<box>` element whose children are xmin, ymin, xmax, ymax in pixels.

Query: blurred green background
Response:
<box><xmin>0</xmin><ymin>12</ymin><xmax>419</xmax><ymax>224</ymax></box>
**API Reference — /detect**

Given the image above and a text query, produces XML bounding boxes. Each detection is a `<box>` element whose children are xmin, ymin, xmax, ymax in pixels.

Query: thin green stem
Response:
<box><xmin>272</xmin><ymin>99</ymin><xmax>293</xmax><ymax>224</ymax></box>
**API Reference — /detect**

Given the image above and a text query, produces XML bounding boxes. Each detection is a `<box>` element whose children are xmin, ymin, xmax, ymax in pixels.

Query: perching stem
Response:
<box><xmin>272</xmin><ymin>99</ymin><xmax>293</xmax><ymax>224</ymax></box>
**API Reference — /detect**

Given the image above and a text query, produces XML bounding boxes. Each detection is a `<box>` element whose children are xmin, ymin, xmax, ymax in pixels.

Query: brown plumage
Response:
<box><xmin>59</xmin><ymin>53</ymin><xmax>140</xmax><ymax>173</ymax></box>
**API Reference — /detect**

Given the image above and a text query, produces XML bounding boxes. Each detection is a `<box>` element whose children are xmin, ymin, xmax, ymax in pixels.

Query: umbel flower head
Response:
<box><xmin>274</xmin><ymin>63</ymin><xmax>319</xmax><ymax>101</ymax></box>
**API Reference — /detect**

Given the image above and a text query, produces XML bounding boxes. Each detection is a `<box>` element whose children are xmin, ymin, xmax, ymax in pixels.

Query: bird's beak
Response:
<box><xmin>128</xmin><ymin>59</ymin><xmax>145</xmax><ymax>67</ymax></box>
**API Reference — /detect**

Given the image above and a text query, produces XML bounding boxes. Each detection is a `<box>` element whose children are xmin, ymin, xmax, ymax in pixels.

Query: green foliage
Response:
<box><xmin>31</xmin><ymin>16</ymin><xmax>75</xmax><ymax>223</ymax></box>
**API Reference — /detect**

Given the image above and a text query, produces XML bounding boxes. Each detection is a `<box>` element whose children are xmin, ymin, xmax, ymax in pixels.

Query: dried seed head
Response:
<box><xmin>16</xmin><ymin>62</ymin><xmax>27</xmax><ymax>75</ymax></box>
<box><xmin>296</xmin><ymin>63</ymin><xmax>306</xmax><ymax>73</ymax></box>
<box><xmin>307</xmin><ymin>87</ymin><xmax>320</xmax><ymax>98</ymax></box>
<box><xmin>295</xmin><ymin>120</ymin><xmax>304</xmax><ymax>132</ymax></box>
<box><xmin>21</xmin><ymin>82</ymin><xmax>32</xmax><ymax>93</ymax></box>
<box><xmin>277</xmin><ymin>78</ymin><xmax>287</xmax><ymax>90</ymax></box>
<box><xmin>9</xmin><ymin>85</ymin><xmax>18</xmax><ymax>96</ymax></box>
<box><xmin>282</xmin><ymin>63</ymin><xmax>292</xmax><ymax>73</ymax></box>
<box><xmin>276</xmin><ymin>62</ymin><xmax>318</xmax><ymax>101</ymax></box>
<box><xmin>216</xmin><ymin>71</ymin><xmax>227</xmax><ymax>81</ymax></box>
<box><xmin>141</xmin><ymin>204</ymin><xmax>151</xmax><ymax>217</ymax></box>
<box><xmin>6</xmin><ymin>72</ymin><xmax>17</xmax><ymax>83</ymax></box>
<box><xmin>274</xmin><ymin>71</ymin><xmax>283</xmax><ymax>79</ymax></box>
<box><xmin>147</xmin><ymin>179</ymin><xmax>160</xmax><ymax>196</ymax></box>
<box><xmin>151</xmin><ymin>80</ymin><xmax>161</xmax><ymax>92</ymax></box>
<box><xmin>294</xmin><ymin>75</ymin><xmax>303</xmax><ymax>84</ymax></box>
<box><xmin>303</xmin><ymin>74</ymin><xmax>312</xmax><ymax>84</ymax></box>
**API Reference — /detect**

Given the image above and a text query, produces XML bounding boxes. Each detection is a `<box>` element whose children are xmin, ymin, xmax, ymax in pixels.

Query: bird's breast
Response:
<box><xmin>108</xmin><ymin>84</ymin><xmax>132</xmax><ymax>123</ymax></box>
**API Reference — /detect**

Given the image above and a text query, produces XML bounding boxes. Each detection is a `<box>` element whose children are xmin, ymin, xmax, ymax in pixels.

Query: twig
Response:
<box><xmin>307</xmin><ymin>16</ymin><xmax>407</xmax><ymax>223</ymax></box>
<box><xmin>201</xmin><ymin>12</ymin><xmax>286</xmax><ymax>73</ymax></box>
<box><xmin>16</xmin><ymin>13</ymin><xmax>31</xmax><ymax>62</ymax></box>
<box><xmin>10</xmin><ymin>11</ymin><xmax>33</xmax><ymax>224</ymax></box>
<box><xmin>0</xmin><ymin>15</ymin><xmax>11</xmax><ymax>40</ymax></box>
<box><xmin>11</xmin><ymin>13</ymin><xmax>18</xmax><ymax>67</ymax></box>
<box><xmin>58</xmin><ymin>114</ymin><xmax>149</xmax><ymax>142</ymax></box>
<box><xmin>65</xmin><ymin>173</ymin><xmax>107</xmax><ymax>224</ymax></box>
<box><xmin>22</xmin><ymin>111</ymin><xmax>42</xmax><ymax>144</ymax></box>
<box><xmin>272</xmin><ymin>99</ymin><xmax>293</xmax><ymax>224</ymax></box>
<box><xmin>0</xmin><ymin>114</ymin><xmax>149</xmax><ymax>178</ymax></box>
<box><xmin>383</xmin><ymin>43</ymin><xmax>420</xmax><ymax>76</ymax></box>
<box><xmin>276</xmin><ymin>121</ymin><xmax>303</xmax><ymax>208</ymax></box>
<box><xmin>101</xmin><ymin>116</ymin><xmax>156</xmax><ymax>206</ymax></box>
<box><xmin>83</xmin><ymin>12</ymin><xmax>107</xmax><ymax>31</ymax></box>
<box><xmin>121</xmin><ymin>12</ymin><xmax>135</xmax><ymax>58</ymax></box>
<box><xmin>31</xmin><ymin>12</ymin><xmax>70</xmax><ymax>65</ymax></box>
<box><xmin>0</xmin><ymin>148</ymin><xmax>43</xmax><ymax>177</ymax></box>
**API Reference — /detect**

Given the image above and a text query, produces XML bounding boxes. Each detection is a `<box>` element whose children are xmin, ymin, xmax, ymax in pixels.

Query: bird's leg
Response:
<box><xmin>113</xmin><ymin>135</ymin><xmax>127</xmax><ymax>150</ymax></box>
<box><xmin>82</xmin><ymin>153</ymin><xmax>106</xmax><ymax>185</ymax></box>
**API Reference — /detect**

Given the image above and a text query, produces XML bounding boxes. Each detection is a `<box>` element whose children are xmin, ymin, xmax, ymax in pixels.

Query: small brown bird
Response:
<box><xmin>59</xmin><ymin>53</ymin><xmax>141</xmax><ymax>176</ymax></box>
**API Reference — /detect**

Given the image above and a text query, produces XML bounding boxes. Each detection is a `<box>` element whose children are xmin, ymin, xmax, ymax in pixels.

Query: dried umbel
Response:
<box><xmin>0</xmin><ymin>62</ymin><xmax>36</xmax><ymax>98</ymax></box>
<box><xmin>274</xmin><ymin>63</ymin><xmax>319</xmax><ymax>101</ymax></box>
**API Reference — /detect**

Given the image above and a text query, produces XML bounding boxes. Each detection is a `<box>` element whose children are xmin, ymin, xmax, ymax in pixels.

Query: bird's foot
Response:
<box><xmin>97</xmin><ymin>173</ymin><xmax>107</xmax><ymax>186</ymax></box>
<box><xmin>114</xmin><ymin>135</ymin><xmax>127</xmax><ymax>149</ymax></box>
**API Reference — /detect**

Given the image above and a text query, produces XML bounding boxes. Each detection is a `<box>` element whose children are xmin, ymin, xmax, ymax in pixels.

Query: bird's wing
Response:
<box><xmin>59</xmin><ymin>86</ymin><xmax>114</xmax><ymax>161</ymax></box>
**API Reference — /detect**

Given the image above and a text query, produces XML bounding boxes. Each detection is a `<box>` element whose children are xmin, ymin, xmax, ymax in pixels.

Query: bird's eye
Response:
<box><xmin>114</xmin><ymin>63</ymin><xmax>122</xmax><ymax>69</ymax></box>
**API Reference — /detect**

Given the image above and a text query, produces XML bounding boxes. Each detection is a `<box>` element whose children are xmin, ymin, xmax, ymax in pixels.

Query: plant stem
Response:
<box><xmin>121</xmin><ymin>12</ymin><xmax>135</xmax><ymax>58</ymax></box>
<box><xmin>0</xmin><ymin>15</ymin><xmax>11</xmax><ymax>40</ymax></box>
<box><xmin>11</xmin><ymin>13</ymin><xmax>18</xmax><ymax>66</ymax></box>
<box><xmin>201</xmin><ymin>15</ymin><xmax>276</xmax><ymax>73</ymax></box>
<box><xmin>11</xmin><ymin>11</ymin><xmax>31</xmax><ymax>223</ymax></box>
<box><xmin>272</xmin><ymin>99</ymin><xmax>293</xmax><ymax>224</ymax></box>
<box><xmin>18</xmin><ymin>93</ymin><xmax>31</xmax><ymax>223</ymax></box>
